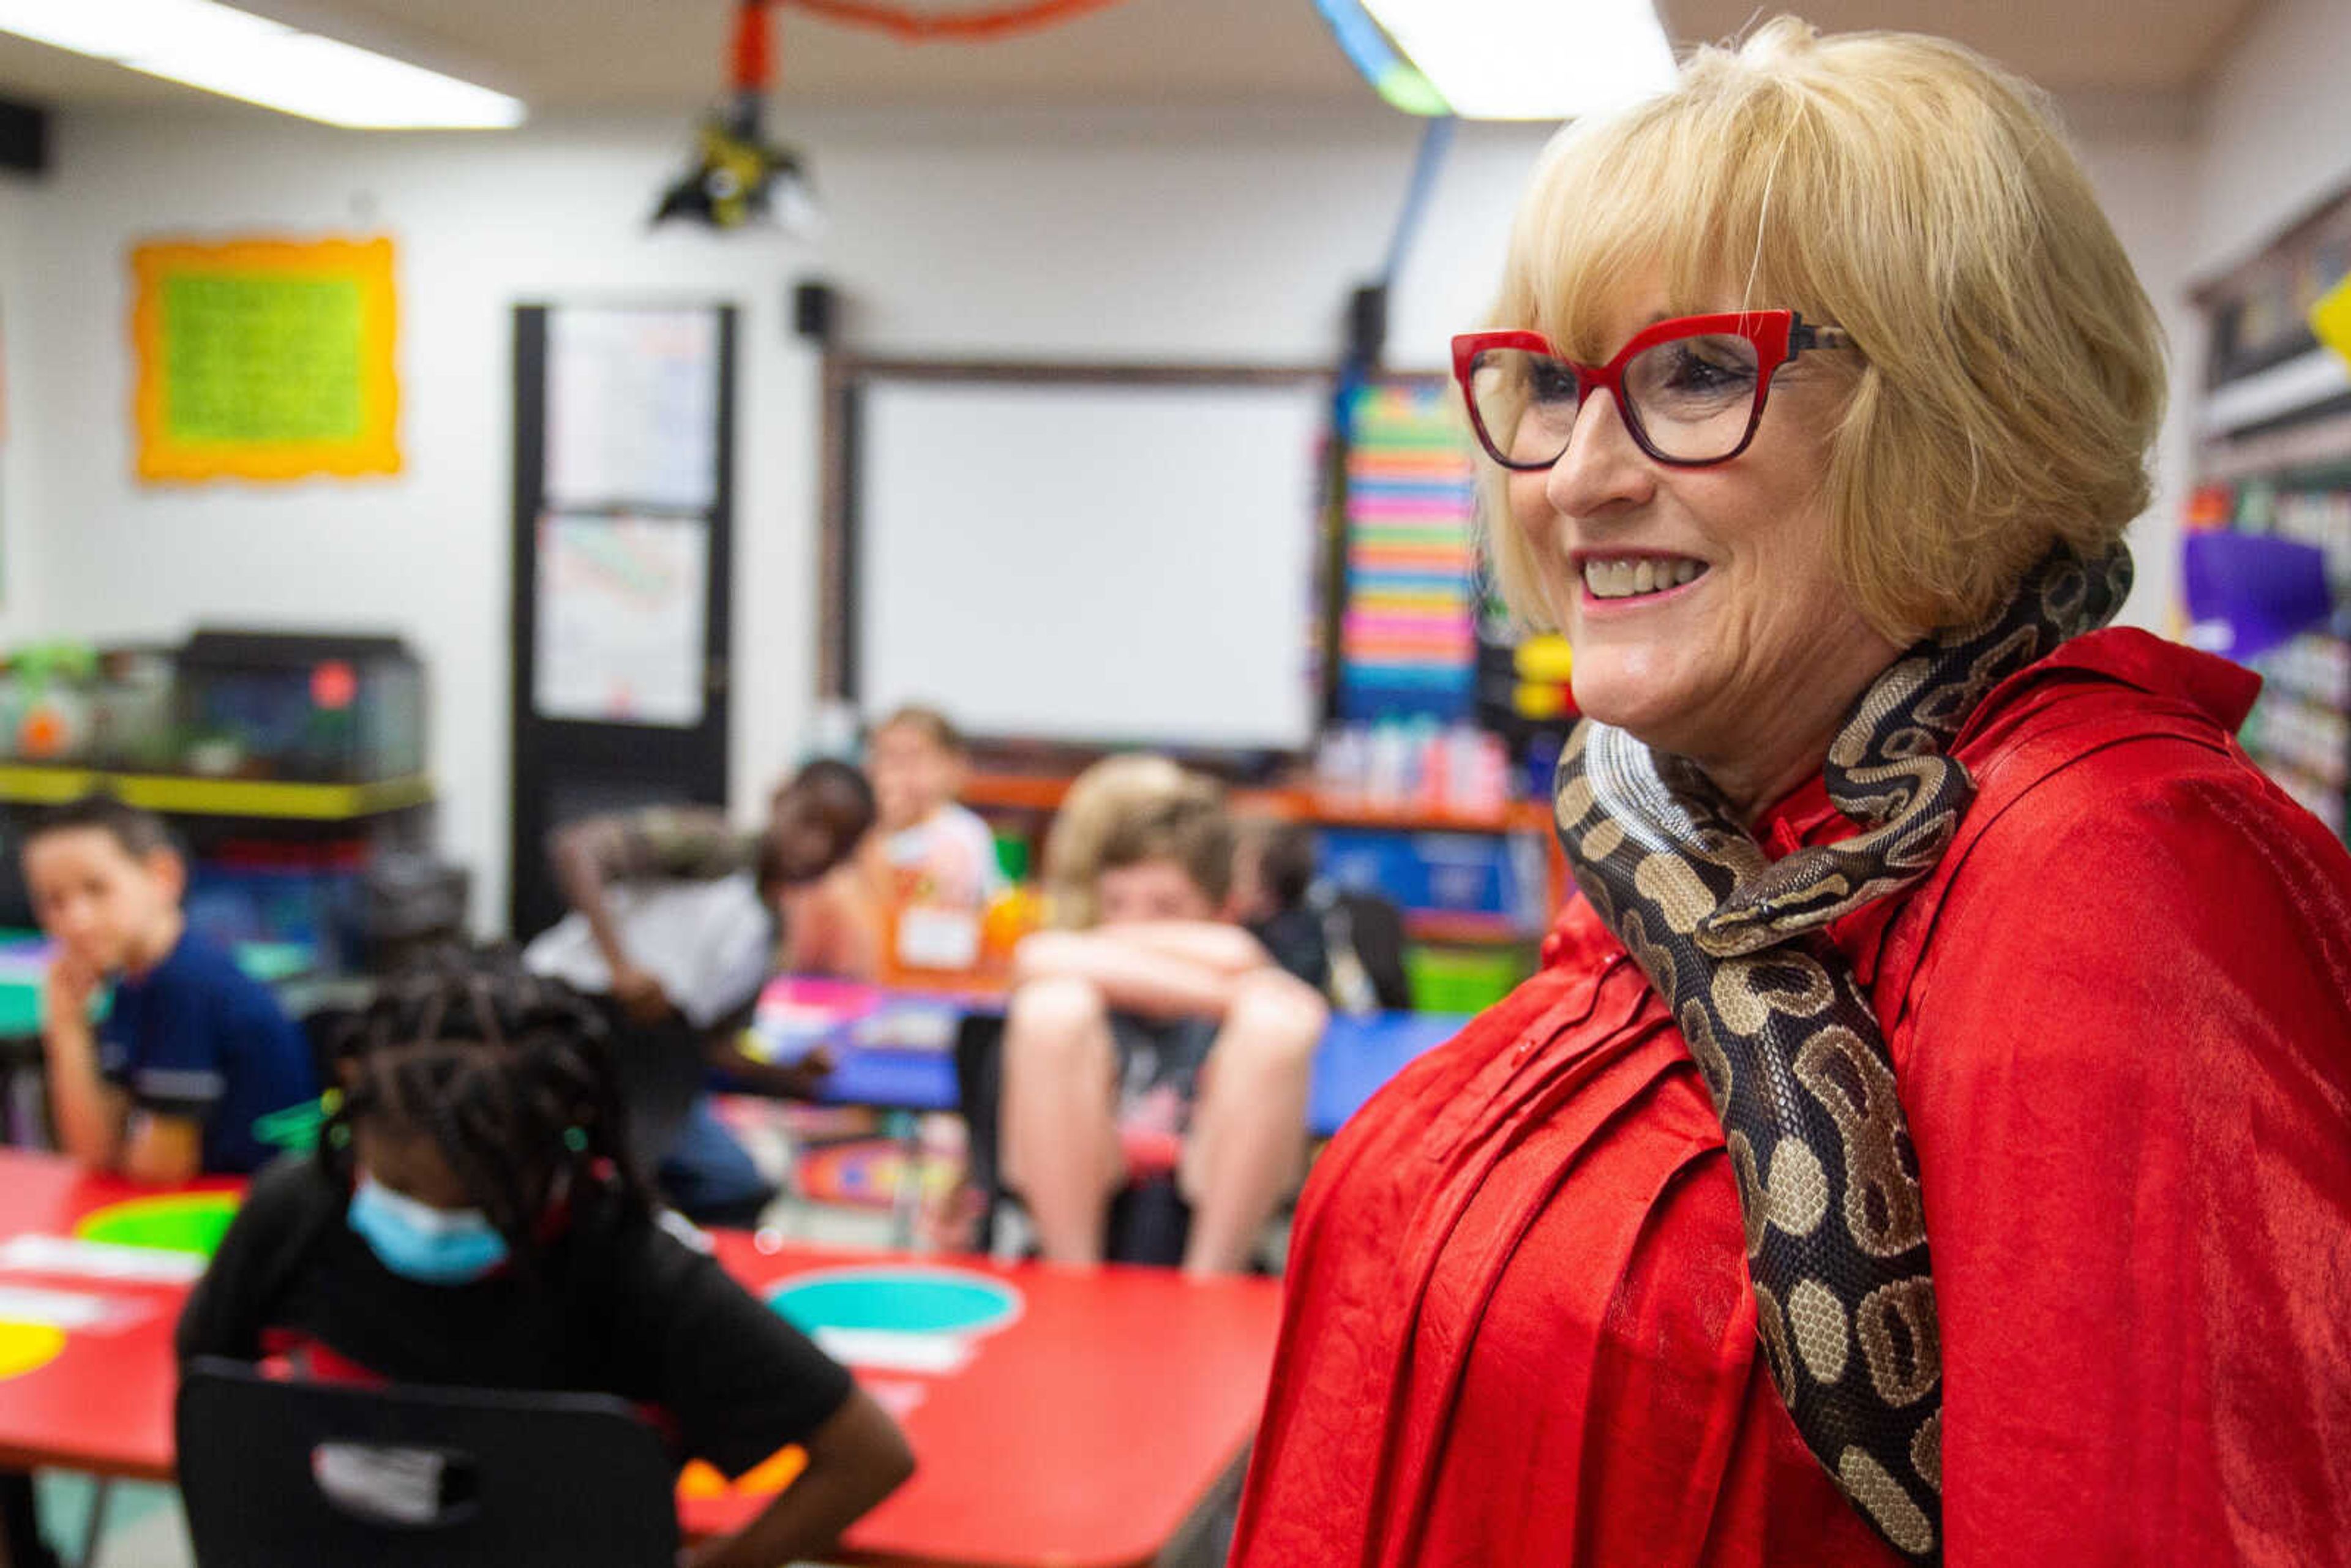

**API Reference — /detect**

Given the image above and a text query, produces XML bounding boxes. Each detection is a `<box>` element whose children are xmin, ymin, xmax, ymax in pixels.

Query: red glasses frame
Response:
<box><xmin>1450</xmin><ymin>310</ymin><xmax>1853</xmax><ymax>471</ymax></box>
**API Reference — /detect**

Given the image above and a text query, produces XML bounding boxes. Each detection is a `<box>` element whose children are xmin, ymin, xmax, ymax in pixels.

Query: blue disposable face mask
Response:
<box><xmin>347</xmin><ymin>1173</ymin><xmax>510</xmax><ymax>1286</ymax></box>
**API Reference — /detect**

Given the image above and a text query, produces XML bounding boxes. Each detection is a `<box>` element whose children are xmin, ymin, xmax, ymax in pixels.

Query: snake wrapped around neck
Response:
<box><xmin>1550</xmin><ymin>544</ymin><xmax>2132</xmax><ymax>1564</ymax></box>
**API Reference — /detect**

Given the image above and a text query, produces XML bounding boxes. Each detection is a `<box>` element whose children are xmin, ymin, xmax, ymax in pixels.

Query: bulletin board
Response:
<box><xmin>130</xmin><ymin>235</ymin><xmax>400</xmax><ymax>483</ymax></box>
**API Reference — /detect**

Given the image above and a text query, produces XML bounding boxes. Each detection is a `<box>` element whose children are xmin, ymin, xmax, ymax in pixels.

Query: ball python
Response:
<box><xmin>1551</xmin><ymin>544</ymin><xmax>2132</xmax><ymax>1564</ymax></box>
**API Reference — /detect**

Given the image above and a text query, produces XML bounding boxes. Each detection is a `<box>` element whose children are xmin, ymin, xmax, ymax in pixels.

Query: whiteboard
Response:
<box><xmin>858</xmin><ymin>378</ymin><xmax>1327</xmax><ymax>749</ymax></box>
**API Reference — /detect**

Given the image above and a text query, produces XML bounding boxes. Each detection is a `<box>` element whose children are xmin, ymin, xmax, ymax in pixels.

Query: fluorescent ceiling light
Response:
<box><xmin>0</xmin><ymin>0</ymin><xmax>525</xmax><ymax>129</ymax></box>
<box><xmin>1337</xmin><ymin>0</ymin><xmax>1678</xmax><ymax>120</ymax></box>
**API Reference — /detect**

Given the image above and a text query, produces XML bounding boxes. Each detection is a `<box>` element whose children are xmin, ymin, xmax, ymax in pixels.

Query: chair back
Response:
<box><xmin>177</xmin><ymin>1357</ymin><xmax>680</xmax><ymax>1567</ymax></box>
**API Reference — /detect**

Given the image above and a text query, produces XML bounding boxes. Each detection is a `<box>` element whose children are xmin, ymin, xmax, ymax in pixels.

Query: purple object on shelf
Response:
<box><xmin>2181</xmin><ymin>531</ymin><xmax>2334</xmax><ymax>661</ymax></box>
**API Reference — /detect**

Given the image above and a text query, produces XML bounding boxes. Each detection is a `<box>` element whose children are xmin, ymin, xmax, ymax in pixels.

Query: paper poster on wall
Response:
<box><xmin>544</xmin><ymin>307</ymin><xmax>719</xmax><ymax>511</ymax></box>
<box><xmin>130</xmin><ymin>236</ymin><xmax>399</xmax><ymax>483</ymax></box>
<box><xmin>533</xmin><ymin>513</ymin><xmax>710</xmax><ymax>727</ymax></box>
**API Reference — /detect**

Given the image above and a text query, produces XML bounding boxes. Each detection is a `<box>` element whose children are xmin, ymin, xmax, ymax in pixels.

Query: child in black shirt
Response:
<box><xmin>177</xmin><ymin>955</ymin><xmax>912</xmax><ymax>1568</ymax></box>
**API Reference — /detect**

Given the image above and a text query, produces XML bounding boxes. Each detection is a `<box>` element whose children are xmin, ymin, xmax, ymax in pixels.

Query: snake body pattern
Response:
<box><xmin>1550</xmin><ymin>544</ymin><xmax>2132</xmax><ymax>1564</ymax></box>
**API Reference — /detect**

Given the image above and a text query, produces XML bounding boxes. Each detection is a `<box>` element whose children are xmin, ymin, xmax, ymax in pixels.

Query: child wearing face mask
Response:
<box><xmin>175</xmin><ymin>953</ymin><xmax>914</xmax><ymax>1568</ymax></box>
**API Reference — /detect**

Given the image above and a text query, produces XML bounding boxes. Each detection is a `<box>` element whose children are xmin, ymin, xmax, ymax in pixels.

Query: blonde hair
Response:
<box><xmin>1480</xmin><ymin>16</ymin><xmax>2164</xmax><ymax>641</ymax></box>
<box><xmin>872</xmin><ymin>704</ymin><xmax>966</xmax><ymax>756</ymax></box>
<box><xmin>1040</xmin><ymin>755</ymin><xmax>1221</xmax><ymax>929</ymax></box>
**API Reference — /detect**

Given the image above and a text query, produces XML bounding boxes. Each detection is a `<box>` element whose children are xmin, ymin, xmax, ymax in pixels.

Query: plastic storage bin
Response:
<box><xmin>1318</xmin><ymin>827</ymin><xmax>1531</xmax><ymax>919</ymax></box>
<box><xmin>1405</xmin><ymin>944</ymin><xmax>1530</xmax><ymax>1013</ymax></box>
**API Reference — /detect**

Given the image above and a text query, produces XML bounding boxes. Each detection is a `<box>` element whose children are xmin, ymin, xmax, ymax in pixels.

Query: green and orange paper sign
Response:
<box><xmin>131</xmin><ymin>235</ymin><xmax>400</xmax><ymax>483</ymax></box>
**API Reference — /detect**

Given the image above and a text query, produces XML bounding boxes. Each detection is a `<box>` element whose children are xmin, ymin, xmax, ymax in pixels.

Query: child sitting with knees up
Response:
<box><xmin>998</xmin><ymin>762</ymin><xmax>1327</xmax><ymax>1277</ymax></box>
<box><xmin>176</xmin><ymin>952</ymin><xmax>913</xmax><ymax>1568</ymax></box>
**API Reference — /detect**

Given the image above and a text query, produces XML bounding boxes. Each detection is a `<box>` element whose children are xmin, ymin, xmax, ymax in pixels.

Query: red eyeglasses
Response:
<box><xmin>1451</xmin><ymin>311</ymin><xmax>1855</xmax><ymax>470</ymax></box>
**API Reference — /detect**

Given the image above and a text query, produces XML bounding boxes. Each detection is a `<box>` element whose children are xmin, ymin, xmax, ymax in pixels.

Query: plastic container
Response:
<box><xmin>1405</xmin><ymin>944</ymin><xmax>1530</xmax><ymax>1013</ymax></box>
<box><xmin>1318</xmin><ymin>827</ymin><xmax>1525</xmax><ymax>918</ymax></box>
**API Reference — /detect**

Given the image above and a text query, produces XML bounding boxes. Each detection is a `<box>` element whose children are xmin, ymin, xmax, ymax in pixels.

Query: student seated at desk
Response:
<box><xmin>177</xmin><ymin>956</ymin><xmax>913</xmax><ymax>1568</ymax></box>
<box><xmin>999</xmin><ymin>769</ymin><xmax>1327</xmax><ymax>1277</ymax></box>
<box><xmin>21</xmin><ymin>796</ymin><xmax>317</xmax><ymax>1183</ymax></box>
<box><xmin>530</xmin><ymin>761</ymin><xmax>878</xmax><ymax>1226</ymax></box>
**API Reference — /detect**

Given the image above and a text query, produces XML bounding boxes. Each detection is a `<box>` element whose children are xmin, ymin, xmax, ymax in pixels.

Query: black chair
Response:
<box><xmin>176</xmin><ymin>1358</ymin><xmax>680</xmax><ymax>1567</ymax></box>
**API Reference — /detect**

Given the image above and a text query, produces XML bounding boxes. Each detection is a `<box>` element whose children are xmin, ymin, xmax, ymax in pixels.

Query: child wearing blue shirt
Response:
<box><xmin>21</xmin><ymin>797</ymin><xmax>317</xmax><ymax>1182</ymax></box>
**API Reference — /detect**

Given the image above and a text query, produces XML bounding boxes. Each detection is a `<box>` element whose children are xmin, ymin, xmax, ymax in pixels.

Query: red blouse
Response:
<box><xmin>1231</xmin><ymin>630</ymin><xmax>2351</xmax><ymax>1568</ymax></box>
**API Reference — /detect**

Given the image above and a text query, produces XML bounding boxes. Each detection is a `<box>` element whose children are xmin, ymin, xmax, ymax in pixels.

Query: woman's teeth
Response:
<box><xmin>1583</xmin><ymin>557</ymin><xmax>1704</xmax><ymax>599</ymax></box>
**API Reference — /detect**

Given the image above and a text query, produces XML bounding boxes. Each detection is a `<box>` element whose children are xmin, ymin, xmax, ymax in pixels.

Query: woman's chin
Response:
<box><xmin>1567</xmin><ymin>670</ymin><xmax>1696</xmax><ymax>749</ymax></box>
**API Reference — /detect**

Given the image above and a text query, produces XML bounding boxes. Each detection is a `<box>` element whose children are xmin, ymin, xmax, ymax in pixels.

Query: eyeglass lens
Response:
<box><xmin>1469</xmin><ymin>333</ymin><xmax>1763</xmax><ymax>465</ymax></box>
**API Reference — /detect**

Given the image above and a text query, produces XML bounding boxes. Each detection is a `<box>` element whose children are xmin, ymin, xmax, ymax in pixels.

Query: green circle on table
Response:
<box><xmin>769</xmin><ymin>1267</ymin><xmax>1021</xmax><ymax>1338</ymax></box>
<box><xmin>75</xmin><ymin>1193</ymin><xmax>242</xmax><ymax>1258</ymax></box>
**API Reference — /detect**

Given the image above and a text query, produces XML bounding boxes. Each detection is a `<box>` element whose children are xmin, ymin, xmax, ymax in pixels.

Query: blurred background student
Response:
<box><xmin>22</xmin><ymin>796</ymin><xmax>316</xmax><ymax>1184</ymax></box>
<box><xmin>862</xmin><ymin>706</ymin><xmax>1005</xmax><ymax>974</ymax></box>
<box><xmin>1226</xmin><ymin>819</ymin><xmax>1411</xmax><ymax>1015</ymax></box>
<box><xmin>6</xmin><ymin>797</ymin><xmax>320</xmax><ymax>1568</ymax></box>
<box><xmin>527</xmin><ymin>760</ymin><xmax>877</xmax><ymax>1225</ymax></box>
<box><xmin>1000</xmin><ymin>760</ymin><xmax>1325</xmax><ymax>1276</ymax></box>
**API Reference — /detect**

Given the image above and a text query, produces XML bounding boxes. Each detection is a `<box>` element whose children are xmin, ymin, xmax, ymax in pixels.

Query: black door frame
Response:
<box><xmin>508</xmin><ymin>302</ymin><xmax>738</xmax><ymax>939</ymax></box>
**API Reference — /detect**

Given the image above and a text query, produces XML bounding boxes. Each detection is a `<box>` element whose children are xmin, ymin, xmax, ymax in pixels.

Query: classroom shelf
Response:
<box><xmin>965</xmin><ymin>770</ymin><xmax>1569</xmax><ymax>950</ymax></box>
<box><xmin>2200</xmin><ymin>408</ymin><xmax>2351</xmax><ymax>484</ymax></box>
<box><xmin>0</xmin><ymin>767</ymin><xmax>433</xmax><ymax>821</ymax></box>
<box><xmin>1401</xmin><ymin>909</ymin><xmax>1543</xmax><ymax>946</ymax></box>
<box><xmin>962</xmin><ymin>773</ymin><xmax>1554</xmax><ymax>836</ymax></box>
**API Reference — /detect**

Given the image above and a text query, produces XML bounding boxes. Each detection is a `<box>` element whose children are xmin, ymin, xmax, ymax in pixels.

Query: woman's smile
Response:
<box><xmin>1573</xmin><ymin>550</ymin><xmax>1711</xmax><ymax>609</ymax></box>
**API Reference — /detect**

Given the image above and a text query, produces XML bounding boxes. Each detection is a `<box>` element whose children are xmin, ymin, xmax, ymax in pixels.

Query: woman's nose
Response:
<box><xmin>1543</xmin><ymin>388</ymin><xmax>1655</xmax><ymax>519</ymax></box>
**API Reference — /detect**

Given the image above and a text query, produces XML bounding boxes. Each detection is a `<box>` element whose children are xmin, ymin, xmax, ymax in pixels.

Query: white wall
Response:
<box><xmin>0</xmin><ymin>169</ymin><xmax>42</xmax><ymax>647</ymax></box>
<box><xmin>2068</xmin><ymin>100</ymin><xmax>2203</xmax><ymax>634</ymax></box>
<box><xmin>2195</xmin><ymin>0</ymin><xmax>2351</xmax><ymax>278</ymax></box>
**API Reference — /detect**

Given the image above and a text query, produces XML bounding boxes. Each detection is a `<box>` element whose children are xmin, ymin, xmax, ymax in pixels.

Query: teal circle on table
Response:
<box><xmin>768</xmin><ymin>1267</ymin><xmax>1022</xmax><ymax>1339</ymax></box>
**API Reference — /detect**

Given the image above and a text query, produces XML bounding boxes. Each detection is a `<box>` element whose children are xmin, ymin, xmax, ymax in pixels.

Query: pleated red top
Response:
<box><xmin>1231</xmin><ymin>629</ymin><xmax>2351</xmax><ymax>1568</ymax></box>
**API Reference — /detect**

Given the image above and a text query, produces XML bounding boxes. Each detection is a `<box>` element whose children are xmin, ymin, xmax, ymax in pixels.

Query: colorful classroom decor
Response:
<box><xmin>792</xmin><ymin>1138</ymin><xmax>962</xmax><ymax>1212</ymax></box>
<box><xmin>0</xmin><ymin>1323</ymin><xmax>63</xmax><ymax>1384</ymax></box>
<box><xmin>1338</xmin><ymin>379</ymin><xmax>1479</xmax><ymax>721</ymax></box>
<box><xmin>130</xmin><ymin>235</ymin><xmax>399</xmax><ymax>483</ymax></box>
<box><xmin>2308</xmin><ymin>266</ymin><xmax>2351</xmax><ymax>370</ymax></box>
<box><xmin>770</xmin><ymin>1264</ymin><xmax>1022</xmax><ymax>1340</ymax></box>
<box><xmin>73</xmin><ymin>1191</ymin><xmax>242</xmax><ymax>1259</ymax></box>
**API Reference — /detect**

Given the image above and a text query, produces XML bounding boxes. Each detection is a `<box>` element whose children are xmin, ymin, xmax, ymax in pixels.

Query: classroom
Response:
<box><xmin>0</xmin><ymin>1</ymin><xmax>2343</xmax><ymax>1565</ymax></box>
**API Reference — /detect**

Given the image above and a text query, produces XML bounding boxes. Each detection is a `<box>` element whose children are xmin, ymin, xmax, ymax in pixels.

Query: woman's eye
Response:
<box><xmin>1526</xmin><ymin>358</ymin><xmax>1582</xmax><ymax>405</ymax></box>
<box><xmin>1659</xmin><ymin>343</ymin><xmax>1753</xmax><ymax>394</ymax></box>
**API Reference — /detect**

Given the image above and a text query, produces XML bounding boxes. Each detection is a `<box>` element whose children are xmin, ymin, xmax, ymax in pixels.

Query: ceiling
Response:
<box><xmin>0</xmin><ymin>0</ymin><xmax>2265</xmax><ymax>118</ymax></box>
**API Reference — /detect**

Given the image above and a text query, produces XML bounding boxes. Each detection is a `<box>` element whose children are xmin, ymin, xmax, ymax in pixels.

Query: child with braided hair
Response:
<box><xmin>176</xmin><ymin>952</ymin><xmax>913</xmax><ymax>1568</ymax></box>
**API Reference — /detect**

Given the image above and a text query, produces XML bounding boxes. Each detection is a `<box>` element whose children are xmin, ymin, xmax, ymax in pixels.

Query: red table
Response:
<box><xmin>0</xmin><ymin>1149</ymin><xmax>1283</xmax><ymax>1568</ymax></box>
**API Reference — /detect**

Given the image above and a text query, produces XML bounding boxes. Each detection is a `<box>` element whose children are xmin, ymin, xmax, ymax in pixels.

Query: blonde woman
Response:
<box><xmin>1232</xmin><ymin>20</ymin><xmax>2351</xmax><ymax>1568</ymax></box>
